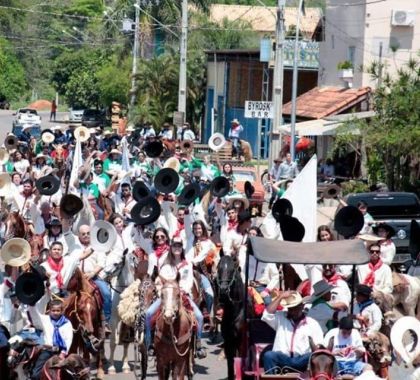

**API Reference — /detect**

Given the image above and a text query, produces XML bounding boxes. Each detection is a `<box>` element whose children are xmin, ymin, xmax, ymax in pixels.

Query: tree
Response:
<box><xmin>65</xmin><ymin>70</ymin><xmax>100</xmax><ymax>108</ymax></box>
<box><xmin>334</xmin><ymin>56</ymin><xmax>420</xmax><ymax>192</ymax></box>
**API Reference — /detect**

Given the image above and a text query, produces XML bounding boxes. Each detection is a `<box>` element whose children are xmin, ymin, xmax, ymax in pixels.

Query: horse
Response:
<box><xmin>63</xmin><ymin>268</ymin><xmax>105</xmax><ymax>379</ymax></box>
<box><xmin>392</xmin><ymin>272</ymin><xmax>420</xmax><ymax>318</ymax></box>
<box><xmin>51</xmin><ymin>144</ymin><xmax>69</xmax><ymax>178</ymax></box>
<box><xmin>40</xmin><ymin>353</ymin><xmax>90</xmax><ymax>380</ymax></box>
<box><xmin>215</xmin><ymin>255</ymin><xmax>245</xmax><ymax>380</ymax></box>
<box><xmin>4</xmin><ymin>211</ymin><xmax>44</xmax><ymax>260</ymax></box>
<box><xmin>363</xmin><ymin>332</ymin><xmax>392</xmax><ymax>379</ymax></box>
<box><xmin>155</xmin><ymin>278</ymin><xmax>195</xmax><ymax>380</ymax></box>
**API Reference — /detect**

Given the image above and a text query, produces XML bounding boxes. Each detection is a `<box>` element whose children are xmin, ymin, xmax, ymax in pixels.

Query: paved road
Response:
<box><xmin>0</xmin><ymin>109</ymin><xmax>68</xmax><ymax>141</ymax></box>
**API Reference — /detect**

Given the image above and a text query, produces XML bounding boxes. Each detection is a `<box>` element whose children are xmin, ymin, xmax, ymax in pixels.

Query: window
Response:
<box><xmin>348</xmin><ymin>46</ymin><xmax>356</xmax><ymax>66</ymax></box>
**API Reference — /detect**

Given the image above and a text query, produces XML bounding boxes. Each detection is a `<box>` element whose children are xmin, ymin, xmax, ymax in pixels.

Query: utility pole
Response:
<box><xmin>129</xmin><ymin>0</ymin><xmax>140</xmax><ymax>117</ymax></box>
<box><xmin>178</xmin><ymin>0</ymin><xmax>188</xmax><ymax>121</ymax></box>
<box><xmin>377</xmin><ymin>42</ymin><xmax>383</xmax><ymax>88</ymax></box>
<box><xmin>290</xmin><ymin>0</ymin><xmax>304</xmax><ymax>162</ymax></box>
<box><xmin>268</xmin><ymin>0</ymin><xmax>286</xmax><ymax>166</ymax></box>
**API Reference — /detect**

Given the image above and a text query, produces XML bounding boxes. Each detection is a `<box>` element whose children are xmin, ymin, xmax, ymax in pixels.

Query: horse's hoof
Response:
<box><xmin>123</xmin><ymin>367</ymin><xmax>131</xmax><ymax>374</ymax></box>
<box><xmin>107</xmin><ymin>366</ymin><xmax>116</xmax><ymax>375</ymax></box>
<box><xmin>96</xmin><ymin>369</ymin><xmax>105</xmax><ymax>380</ymax></box>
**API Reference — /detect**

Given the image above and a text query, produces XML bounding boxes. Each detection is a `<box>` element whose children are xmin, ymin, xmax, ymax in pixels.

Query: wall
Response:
<box><xmin>319</xmin><ymin>0</ymin><xmax>420</xmax><ymax>89</ymax></box>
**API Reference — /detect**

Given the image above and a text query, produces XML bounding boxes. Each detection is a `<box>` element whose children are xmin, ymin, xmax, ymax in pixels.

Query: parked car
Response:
<box><xmin>81</xmin><ymin>109</ymin><xmax>106</xmax><ymax>128</ymax></box>
<box><xmin>12</xmin><ymin>108</ymin><xmax>41</xmax><ymax>128</ymax></box>
<box><xmin>232</xmin><ymin>166</ymin><xmax>265</xmax><ymax>215</ymax></box>
<box><xmin>68</xmin><ymin>107</ymin><xmax>84</xmax><ymax>122</ymax></box>
<box><xmin>341</xmin><ymin>192</ymin><xmax>420</xmax><ymax>266</ymax></box>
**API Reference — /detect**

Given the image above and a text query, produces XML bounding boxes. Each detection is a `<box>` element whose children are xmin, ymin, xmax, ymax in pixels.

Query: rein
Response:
<box><xmin>216</xmin><ymin>266</ymin><xmax>241</xmax><ymax>304</ymax></box>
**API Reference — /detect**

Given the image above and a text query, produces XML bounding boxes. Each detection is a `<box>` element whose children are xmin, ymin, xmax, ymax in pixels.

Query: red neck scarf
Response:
<box><xmin>363</xmin><ymin>259</ymin><xmax>383</xmax><ymax>287</ymax></box>
<box><xmin>228</xmin><ymin>219</ymin><xmax>238</xmax><ymax>231</ymax></box>
<box><xmin>155</xmin><ymin>244</ymin><xmax>169</xmax><ymax>259</ymax></box>
<box><xmin>173</xmin><ymin>220</ymin><xmax>184</xmax><ymax>238</ymax></box>
<box><xmin>47</xmin><ymin>256</ymin><xmax>64</xmax><ymax>289</ymax></box>
<box><xmin>324</xmin><ymin>273</ymin><xmax>343</xmax><ymax>286</ymax></box>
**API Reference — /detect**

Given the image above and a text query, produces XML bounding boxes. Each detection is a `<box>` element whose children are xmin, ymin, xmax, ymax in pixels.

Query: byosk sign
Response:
<box><xmin>244</xmin><ymin>101</ymin><xmax>274</xmax><ymax>119</ymax></box>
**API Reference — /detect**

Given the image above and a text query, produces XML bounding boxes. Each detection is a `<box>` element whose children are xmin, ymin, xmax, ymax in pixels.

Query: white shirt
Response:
<box><xmin>159</xmin><ymin>129</ymin><xmax>173</xmax><ymax>139</ymax></box>
<box><xmin>28</xmin><ymin>306</ymin><xmax>73</xmax><ymax>354</ymax></box>
<box><xmin>324</xmin><ymin>328</ymin><xmax>365</xmax><ymax>362</ymax></box>
<box><xmin>249</xmin><ymin>259</ymin><xmax>279</xmax><ymax>291</ymax></box>
<box><xmin>185</xmin><ymin>238</ymin><xmax>216</xmax><ymax>265</ymax></box>
<box><xmin>160</xmin><ymin>261</ymin><xmax>193</xmax><ymax>296</ymax></box>
<box><xmin>357</xmin><ymin>262</ymin><xmax>393</xmax><ymax>294</ymax></box>
<box><xmin>229</xmin><ymin>124</ymin><xmax>243</xmax><ymax>138</ymax></box>
<box><xmin>330</xmin><ymin>279</ymin><xmax>351</xmax><ymax>308</ymax></box>
<box><xmin>141</xmin><ymin>127</ymin><xmax>156</xmax><ymax>138</ymax></box>
<box><xmin>262</xmin><ymin>310</ymin><xmax>324</xmax><ymax>356</ymax></box>
<box><xmin>111</xmin><ymin>192</ymin><xmax>136</xmax><ymax>219</ymax></box>
<box><xmin>13</xmin><ymin>159</ymin><xmax>30</xmax><ymax>175</ymax></box>
<box><xmin>360</xmin><ymin>213</ymin><xmax>374</xmax><ymax>235</ymax></box>
<box><xmin>353</xmin><ymin>302</ymin><xmax>383</xmax><ymax>335</ymax></box>
<box><xmin>41</xmin><ymin>254</ymin><xmax>80</xmax><ymax>294</ymax></box>
<box><xmin>177</xmin><ymin>128</ymin><xmax>195</xmax><ymax>141</ymax></box>
<box><xmin>379</xmin><ymin>240</ymin><xmax>396</xmax><ymax>266</ymax></box>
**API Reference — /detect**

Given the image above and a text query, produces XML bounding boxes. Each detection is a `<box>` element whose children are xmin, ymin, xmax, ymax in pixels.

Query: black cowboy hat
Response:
<box><xmin>132</xmin><ymin>180</ymin><xmax>151</xmax><ymax>202</ymax></box>
<box><xmin>60</xmin><ymin>194</ymin><xmax>83</xmax><ymax>217</ymax></box>
<box><xmin>131</xmin><ymin>196</ymin><xmax>161</xmax><ymax>225</ymax></box>
<box><xmin>35</xmin><ymin>175</ymin><xmax>60</xmax><ymax>196</ymax></box>
<box><xmin>409</xmin><ymin>219</ymin><xmax>420</xmax><ymax>259</ymax></box>
<box><xmin>144</xmin><ymin>140</ymin><xmax>163</xmax><ymax>158</ymax></box>
<box><xmin>45</xmin><ymin>218</ymin><xmax>62</xmax><ymax>229</ymax></box>
<box><xmin>272</xmin><ymin>198</ymin><xmax>293</xmax><ymax>222</ymax></box>
<box><xmin>244</xmin><ymin>181</ymin><xmax>255</xmax><ymax>199</ymax></box>
<box><xmin>334</xmin><ymin>205</ymin><xmax>364</xmax><ymax>239</ymax></box>
<box><xmin>209</xmin><ymin>176</ymin><xmax>230</xmax><ymax>198</ymax></box>
<box><xmin>154</xmin><ymin>168</ymin><xmax>179</xmax><ymax>194</ymax></box>
<box><xmin>372</xmin><ymin>223</ymin><xmax>396</xmax><ymax>238</ymax></box>
<box><xmin>356</xmin><ymin>284</ymin><xmax>372</xmax><ymax>297</ymax></box>
<box><xmin>15</xmin><ymin>272</ymin><xmax>45</xmax><ymax>306</ymax></box>
<box><xmin>278</xmin><ymin>215</ymin><xmax>305</xmax><ymax>242</ymax></box>
<box><xmin>178</xmin><ymin>183</ymin><xmax>200</xmax><ymax>206</ymax></box>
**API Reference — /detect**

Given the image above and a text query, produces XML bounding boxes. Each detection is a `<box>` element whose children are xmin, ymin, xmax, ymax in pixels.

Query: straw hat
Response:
<box><xmin>109</xmin><ymin>149</ymin><xmax>122</xmax><ymax>156</ymax></box>
<box><xmin>280</xmin><ymin>291</ymin><xmax>303</xmax><ymax>309</ymax></box>
<box><xmin>0</xmin><ymin>238</ymin><xmax>31</xmax><ymax>267</ymax></box>
<box><xmin>41</xmin><ymin>129</ymin><xmax>55</xmax><ymax>144</ymax></box>
<box><xmin>74</xmin><ymin>126</ymin><xmax>90</xmax><ymax>142</ymax></box>
<box><xmin>163</xmin><ymin>157</ymin><xmax>180</xmax><ymax>172</ymax></box>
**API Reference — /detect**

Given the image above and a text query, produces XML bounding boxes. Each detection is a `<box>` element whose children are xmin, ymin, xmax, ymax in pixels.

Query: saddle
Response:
<box><xmin>88</xmin><ymin>279</ymin><xmax>104</xmax><ymax>310</ymax></box>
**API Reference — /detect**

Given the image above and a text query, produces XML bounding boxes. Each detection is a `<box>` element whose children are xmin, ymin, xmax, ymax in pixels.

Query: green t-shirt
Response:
<box><xmin>80</xmin><ymin>182</ymin><xmax>100</xmax><ymax>199</ymax></box>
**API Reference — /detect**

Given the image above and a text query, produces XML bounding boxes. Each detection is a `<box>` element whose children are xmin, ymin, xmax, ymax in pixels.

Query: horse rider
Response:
<box><xmin>110</xmin><ymin>182</ymin><xmax>136</xmax><ymax>222</ymax></box>
<box><xmin>228</xmin><ymin>119</ymin><xmax>243</xmax><ymax>158</ymax></box>
<box><xmin>26</xmin><ymin>299</ymin><xmax>74</xmax><ymax>380</ymax></box>
<box><xmin>177</xmin><ymin>122</ymin><xmax>195</xmax><ymax>141</ymax></box>
<box><xmin>262</xmin><ymin>291</ymin><xmax>324</xmax><ymax>374</ymax></box>
<box><xmin>158</xmin><ymin>122</ymin><xmax>174</xmax><ymax>140</ymax></box>
<box><xmin>322</xmin><ymin>264</ymin><xmax>351</xmax><ymax>311</ymax></box>
<box><xmin>92</xmin><ymin>159</ymin><xmax>111</xmax><ymax>195</ymax></box>
<box><xmin>372</xmin><ymin>223</ymin><xmax>396</xmax><ymax>266</ymax></box>
<box><xmin>145</xmin><ymin>237</ymin><xmax>207</xmax><ymax>359</ymax></box>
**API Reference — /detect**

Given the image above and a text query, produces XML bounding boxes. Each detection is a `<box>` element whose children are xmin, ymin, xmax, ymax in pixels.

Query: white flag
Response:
<box><xmin>68</xmin><ymin>138</ymin><xmax>83</xmax><ymax>195</ymax></box>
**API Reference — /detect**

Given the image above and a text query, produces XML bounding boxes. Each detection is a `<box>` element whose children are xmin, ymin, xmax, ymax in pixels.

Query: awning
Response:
<box><xmin>249</xmin><ymin>237</ymin><xmax>369</xmax><ymax>265</ymax></box>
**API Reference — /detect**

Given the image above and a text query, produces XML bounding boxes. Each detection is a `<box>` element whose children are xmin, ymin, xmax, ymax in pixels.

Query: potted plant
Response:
<box><xmin>337</xmin><ymin>60</ymin><xmax>354</xmax><ymax>79</ymax></box>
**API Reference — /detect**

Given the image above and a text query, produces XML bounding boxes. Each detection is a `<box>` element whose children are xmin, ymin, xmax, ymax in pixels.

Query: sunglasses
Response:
<box><xmin>370</xmin><ymin>249</ymin><xmax>380</xmax><ymax>254</ymax></box>
<box><xmin>155</xmin><ymin>235</ymin><xmax>166</xmax><ymax>240</ymax></box>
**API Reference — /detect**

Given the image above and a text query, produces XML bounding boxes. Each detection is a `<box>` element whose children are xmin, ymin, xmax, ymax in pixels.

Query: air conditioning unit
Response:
<box><xmin>391</xmin><ymin>10</ymin><xmax>415</xmax><ymax>27</ymax></box>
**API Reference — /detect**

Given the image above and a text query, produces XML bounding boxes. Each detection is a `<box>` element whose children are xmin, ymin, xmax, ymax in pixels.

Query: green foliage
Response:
<box><xmin>65</xmin><ymin>70</ymin><xmax>100</xmax><ymax>108</ymax></box>
<box><xmin>340</xmin><ymin>180</ymin><xmax>370</xmax><ymax>196</ymax></box>
<box><xmin>337</xmin><ymin>60</ymin><xmax>353</xmax><ymax>70</ymax></box>
<box><xmin>65</xmin><ymin>0</ymin><xmax>104</xmax><ymax>17</ymax></box>
<box><xmin>0</xmin><ymin>39</ymin><xmax>27</xmax><ymax>101</ymax></box>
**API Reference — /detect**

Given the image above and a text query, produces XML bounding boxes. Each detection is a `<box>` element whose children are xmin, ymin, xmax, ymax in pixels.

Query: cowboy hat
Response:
<box><xmin>231</xmin><ymin>118</ymin><xmax>240</xmax><ymax>125</ymax></box>
<box><xmin>180</xmin><ymin>140</ymin><xmax>194</xmax><ymax>153</ymax></box>
<box><xmin>163</xmin><ymin>157</ymin><xmax>180</xmax><ymax>172</ymax></box>
<box><xmin>358</xmin><ymin>234</ymin><xmax>383</xmax><ymax>242</ymax></box>
<box><xmin>303</xmin><ymin>280</ymin><xmax>333</xmax><ymax>304</ymax></box>
<box><xmin>278</xmin><ymin>215</ymin><xmax>305</xmax><ymax>242</ymax></box>
<box><xmin>154</xmin><ymin>168</ymin><xmax>179</xmax><ymax>194</ymax></box>
<box><xmin>280</xmin><ymin>291</ymin><xmax>303</xmax><ymax>309</ymax></box>
<box><xmin>15</xmin><ymin>272</ymin><xmax>45</xmax><ymax>306</ymax></box>
<box><xmin>132</xmin><ymin>181</ymin><xmax>150</xmax><ymax>202</ymax></box>
<box><xmin>178</xmin><ymin>183</ymin><xmax>200</xmax><ymax>206</ymax></box>
<box><xmin>103</xmin><ymin>129</ymin><xmax>113</xmax><ymax>136</ymax></box>
<box><xmin>35</xmin><ymin>175</ymin><xmax>60</xmax><ymax>196</ymax></box>
<box><xmin>91</xmin><ymin>220</ymin><xmax>118</xmax><ymax>253</ymax></box>
<box><xmin>355</xmin><ymin>284</ymin><xmax>372</xmax><ymax>297</ymax></box>
<box><xmin>34</xmin><ymin>153</ymin><xmax>48</xmax><ymax>161</ymax></box>
<box><xmin>209</xmin><ymin>133</ymin><xmax>226</xmax><ymax>152</ymax></box>
<box><xmin>0</xmin><ymin>238</ymin><xmax>31</xmax><ymax>267</ymax></box>
<box><xmin>372</xmin><ymin>222</ymin><xmax>396</xmax><ymax>238</ymax></box>
<box><xmin>390</xmin><ymin>316</ymin><xmax>420</xmax><ymax>365</ymax></box>
<box><xmin>322</xmin><ymin>184</ymin><xmax>342</xmax><ymax>199</ymax></box>
<box><xmin>272</xmin><ymin>198</ymin><xmax>293</xmax><ymax>222</ymax></box>
<box><xmin>45</xmin><ymin>218</ymin><xmax>62</xmax><ymax>229</ymax></box>
<box><xmin>0</xmin><ymin>173</ymin><xmax>11</xmax><ymax>197</ymax></box>
<box><xmin>227</xmin><ymin>195</ymin><xmax>249</xmax><ymax>210</ymax></box>
<box><xmin>51</xmin><ymin>125</ymin><xmax>64</xmax><ymax>132</ymax></box>
<box><xmin>144</xmin><ymin>140</ymin><xmax>163</xmax><ymax>158</ymax></box>
<box><xmin>109</xmin><ymin>148</ymin><xmax>122</xmax><ymax>156</ymax></box>
<box><xmin>334</xmin><ymin>206</ymin><xmax>364</xmax><ymax>239</ymax></box>
<box><xmin>244</xmin><ymin>181</ymin><xmax>255</xmax><ymax>199</ymax></box>
<box><xmin>131</xmin><ymin>196</ymin><xmax>161</xmax><ymax>225</ymax></box>
<box><xmin>0</xmin><ymin>148</ymin><xmax>9</xmax><ymax>165</ymax></box>
<box><xmin>126</xmin><ymin>124</ymin><xmax>135</xmax><ymax>132</ymax></box>
<box><xmin>74</xmin><ymin>126</ymin><xmax>90</xmax><ymax>142</ymax></box>
<box><xmin>60</xmin><ymin>194</ymin><xmax>83</xmax><ymax>217</ymax></box>
<box><xmin>4</xmin><ymin>134</ymin><xmax>18</xmax><ymax>152</ymax></box>
<box><xmin>209</xmin><ymin>176</ymin><xmax>230</xmax><ymax>198</ymax></box>
<box><xmin>41</xmin><ymin>129</ymin><xmax>55</xmax><ymax>144</ymax></box>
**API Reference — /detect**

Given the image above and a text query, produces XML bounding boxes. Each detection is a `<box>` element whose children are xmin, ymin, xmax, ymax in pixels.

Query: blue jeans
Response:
<box><xmin>263</xmin><ymin>351</ymin><xmax>311</xmax><ymax>374</ymax></box>
<box><xmin>200</xmin><ymin>274</ymin><xmax>214</xmax><ymax>313</ymax></box>
<box><xmin>94</xmin><ymin>278</ymin><xmax>111</xmax><ymax>323</ymax></box>
<box><xmin>17</xmin><ymin>329</ymin><xmax>44</xmax><ymax>345</ymax></box>
<box><xmin>338</xmin><ymin>360</ymin><xmax>366</xmax><ymax>376</ymax></box>
<box><xmin>145</xmin><ymin>296</ymin><xmax>204</xmax><ymax>349</ymax></box>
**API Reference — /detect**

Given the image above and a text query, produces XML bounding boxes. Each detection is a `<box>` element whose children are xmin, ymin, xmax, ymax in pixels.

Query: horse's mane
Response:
<box><xmin>7</xmin><ymin>211</ymin><xmax>26</xmax><ymax>238</ymax></box>
<box><xmin>67</xmin><ymin>267</ymin><xmax>93</xmax><ymax>293</ymax></box>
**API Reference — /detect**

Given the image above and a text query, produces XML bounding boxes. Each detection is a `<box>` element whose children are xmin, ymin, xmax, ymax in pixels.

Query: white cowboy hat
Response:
<box><xmin>163</xmin><ymin>157</ymin><xmax>180</xmax><ymax>172</ymax></box>
<box><xmin>126</xmin><ymin>124</ymin><xmax>135</xmax><ymax>132</ymax></box>
<box><xmin>109</xmin><ymin>149</ymin><xmax>122</xmax><ymax>155</ymax></box>
<box><xmin>41</xmin><ymin>130</ymin><xmax>55</xmax><ymax>144</ymax></box>
<box><xmin>358</xmin><ymin>234</ymin><xmax>383</xmax><ymax>242</ymax></box>
<box><xmin>231</xmin><ymin>118</ymin><xmax>240</xmax><ymax>125</ymax></box>
<box><xmin>391</xmin><ymin>316</ymin><xmax>420</xmax><ymax>365</ymax></box>
<box><xmin>35</xmin><ymin>153</ymin><xmax>48</xmax><ymax>161</ymax></box>
<box><xmin>0</xmin><ymin>238</ymin><xmax>31</xmax><ymax>267</ymax></box>
<box><xmin>209</xmin><ymin>133</ymin><xmax>226</xmax><ymax>152</ymax></box>
<box><xmin>280</xmin><ymin>291</ymin><xmax>303</xmax><ymax>309</ymax></box>
<box><xmin>91</xmin><ymin>220</ymin><xmax>118</xmax><ymax>253</ymax></box>
<box><xmin>103</xmin><ymin>129</ymin><xmax>113</xmax><ymax>136</ymax></box>
<box><xmin>227</xmin><ymin>195</ymin><xmax>249</xmax><ymax>210</ymax></box>
<box><xmin>0</xmin><ymin>148</ymin><xmax>9</xmax><ymax>165</ymax></box>
<box><xmin>51</xmin><ymin>125</ymin><xmax>64</xmax><ymax>132</ymax></box>
<box><xmin>0</xmin><ymin>172</ymin><xmax>11</xmax><ymax>197</ymax></box>
<box><xmin>74</xmin><ymin>126</ymin><xmax>90</xmax><ymax>142</ymax></box>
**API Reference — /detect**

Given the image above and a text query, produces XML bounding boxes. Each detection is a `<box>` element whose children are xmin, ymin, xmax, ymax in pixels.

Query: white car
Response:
<box><xmin>12</xmin><ymin>108</ymin><xmax>42</xmax><ymax>128</ymax></box>
<box><xmin>68</xmin><ymin>107</ymin><xmax>84</xmax><ymax>122</ymax></box>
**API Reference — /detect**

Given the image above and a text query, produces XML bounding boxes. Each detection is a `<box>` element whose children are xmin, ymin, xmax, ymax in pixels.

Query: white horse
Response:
<box><xmin>392</xmin><ymin>272</ymin><xmax>420</xmax><ymax>318</ymax></box>
<box><xmin>106</xmin><ymin>243</ymin><xmax>135</xmax><ymax>375</ymax></box>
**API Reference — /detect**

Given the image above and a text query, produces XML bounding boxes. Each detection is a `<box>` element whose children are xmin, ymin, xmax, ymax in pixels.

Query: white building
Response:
<box><xmin>319</xmin><ymin>0</ymin><xmax>420</xmax><ymax>89</ymax></box>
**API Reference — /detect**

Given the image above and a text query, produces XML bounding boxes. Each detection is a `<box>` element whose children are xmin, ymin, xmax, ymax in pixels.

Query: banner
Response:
<box><xmin>68</xmin><ymin>138</ymin><xmax>82</xmax><ymax>195</ymax></box>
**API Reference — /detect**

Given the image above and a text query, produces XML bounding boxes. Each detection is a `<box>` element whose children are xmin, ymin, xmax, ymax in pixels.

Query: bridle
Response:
<box><xmin>216</xmin><ymin>262</ymin><xmax>240</xmax><ymax>303</ymax></box>
<box><xmin>309</xmin><ymin>349</ymin><xmax>336</xmax><ymax>380</ymax></box>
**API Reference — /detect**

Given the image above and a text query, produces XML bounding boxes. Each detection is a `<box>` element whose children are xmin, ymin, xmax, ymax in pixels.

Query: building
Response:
<box><xmin>319</xmin><ymin>0</ymin><xmax>420</xmax><ymax>89</ymax></box>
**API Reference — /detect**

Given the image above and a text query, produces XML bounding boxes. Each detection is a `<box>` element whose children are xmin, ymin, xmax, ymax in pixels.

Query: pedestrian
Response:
<box><xmin>278</xmin><ymin>152</ymin><xmax>299</xmax><ymax>179</ymax></box>
<box><xmin>50</xmin><ymin>99</ymin><xmax>57</xmax><ymax>121</ymax></box>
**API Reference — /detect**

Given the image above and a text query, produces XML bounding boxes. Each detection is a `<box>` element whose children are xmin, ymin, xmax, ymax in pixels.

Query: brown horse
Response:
<box><xmin>4</xmin><ymin>211</ymin><xmax>44</xmax><ymax>260</ymax></box>
<box><xmin>40</xmin><ymin>353</ymin><xmax>90</xmax><ymax>380</ymax></box>
<box><xmin>155</xmin><ymin>279</ymin><xmax>195</xmax><ymax>380</ymax></box>
<box><xmin>63</xmin><ymin>268</ymin><xmax>105</xmax><ymax>379</ymax></box>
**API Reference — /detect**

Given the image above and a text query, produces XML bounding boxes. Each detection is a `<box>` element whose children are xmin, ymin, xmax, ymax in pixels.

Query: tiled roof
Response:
<box><xmin>207</xmin><ymin>5</ymin><xmax>322</xmax><ymax>38</ymax></box>
<box><xmin>283</xmin><ymin>87</ymin><xmax>371</xmax><ymax>119</ymax></box>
